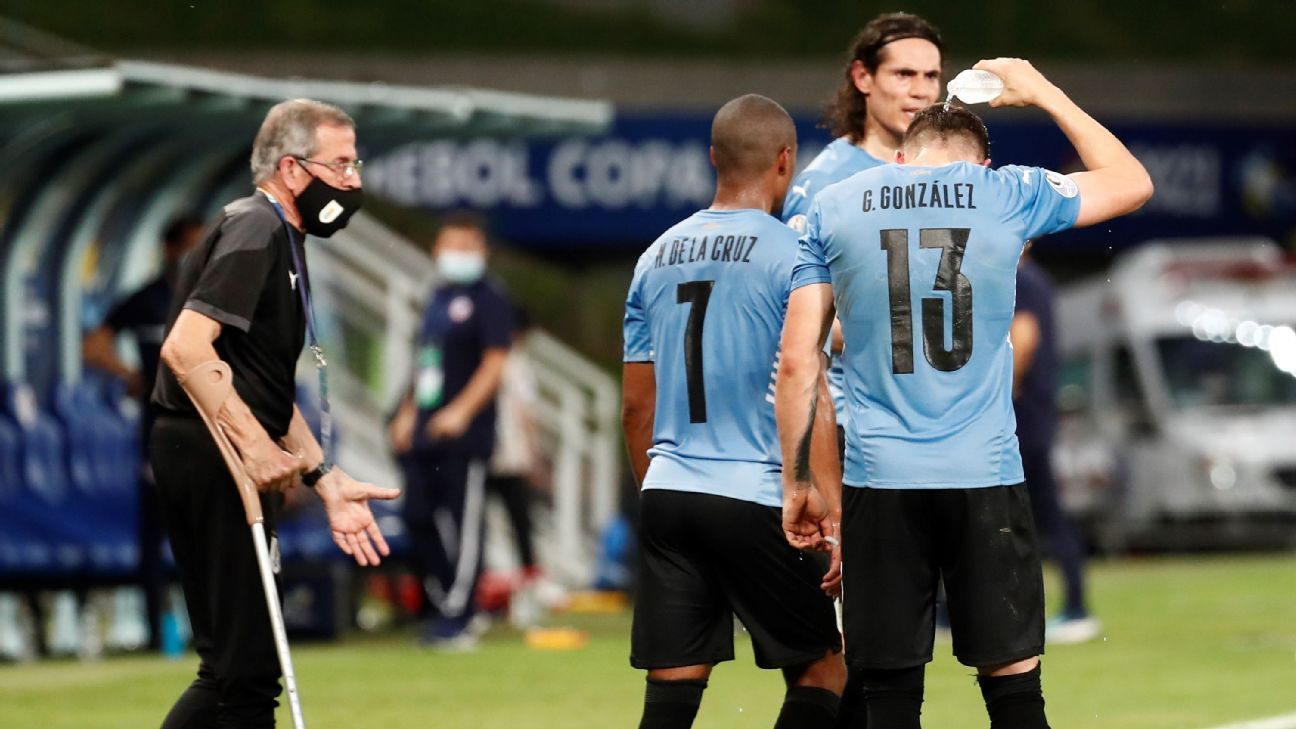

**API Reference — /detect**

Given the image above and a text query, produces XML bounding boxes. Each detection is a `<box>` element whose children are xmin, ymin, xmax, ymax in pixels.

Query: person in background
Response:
<box><xmin>83</xmin><ymin>214</ymin><xmax>205</xmax><ymax>652</ymax></box>
<box><xmin>486</xmin><ymin>306</ymin><xmax>544</xmax><ymax>593</ymax></box>
<box><xmin>389</xmin><ymin>213</ymin><xmax>513</xmax><ymax>650</ymax></box>
<box><xmin>1012</xmin><ymin>251</ymin><xmax>1102</xmax><ymax>644</ymax></box>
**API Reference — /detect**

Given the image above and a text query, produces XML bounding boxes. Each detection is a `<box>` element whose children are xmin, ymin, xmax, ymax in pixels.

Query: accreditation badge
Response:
<box><xmin>415</xmin><ymin>344</ymin><xmax>445</xmax><ymax>408</ymax></box>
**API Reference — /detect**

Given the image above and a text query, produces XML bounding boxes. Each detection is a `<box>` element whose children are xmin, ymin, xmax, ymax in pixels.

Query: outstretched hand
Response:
<box><xmin>316</xmin><ymin>467</ymin><xmax>401</xmax><ymax>567</ymax></box>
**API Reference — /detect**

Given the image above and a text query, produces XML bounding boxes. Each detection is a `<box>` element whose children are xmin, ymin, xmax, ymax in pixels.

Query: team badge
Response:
<box><xmin>449</xmin><ymin>295</ymin><xmax>474</xmax><ymax>322</ymax></box>
<box><xmin>319</xmin><ymin>200</ymin><xmax>344</xmax><ymax>223</ymax></box>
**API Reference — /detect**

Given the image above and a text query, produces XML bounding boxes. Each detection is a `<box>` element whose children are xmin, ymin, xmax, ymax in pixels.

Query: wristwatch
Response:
<box><xmin>302</xmin><ymin>461</ymin><xmax>332</xmax><ymax>487</ymax></box>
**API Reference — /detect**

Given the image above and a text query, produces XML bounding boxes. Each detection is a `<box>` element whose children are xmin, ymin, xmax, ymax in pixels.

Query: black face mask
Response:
<box><xmin>294</xmin><ymin>172</ymin><xmax>363</xmax><ymax>238</ymax></box>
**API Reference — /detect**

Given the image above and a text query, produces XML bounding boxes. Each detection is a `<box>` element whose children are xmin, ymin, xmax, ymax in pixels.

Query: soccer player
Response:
<box><xmin>780</xmin><ymin>14</ymin><xmax>946</xmax><ymax>718</ymax></box>
<box><xmin>783</xmin><ymin>12</ymin><xmax>944</xmax><ymax>445</ymax></box>
<box><xmin>622</xmin><ymin>94</ymin><xmax>845</xmax><ymax>729</ymax></box>
<box><xmin>776</xmin><ymin>59</ymin><xmax>1153</xmax><ymax>729</ymax></box>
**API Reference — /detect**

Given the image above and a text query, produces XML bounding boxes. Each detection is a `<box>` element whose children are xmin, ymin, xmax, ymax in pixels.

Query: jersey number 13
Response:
<box><xmin>880</xmin><ymin>228</ymin><xmax>973</xmax><ymax>374</ymax></box>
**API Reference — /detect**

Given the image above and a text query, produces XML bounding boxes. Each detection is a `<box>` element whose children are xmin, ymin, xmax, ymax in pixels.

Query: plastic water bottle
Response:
<box><xmin>946</xmin><ymin>69</ymin><xmax>1004</xmax><ymax>106</ymax></box>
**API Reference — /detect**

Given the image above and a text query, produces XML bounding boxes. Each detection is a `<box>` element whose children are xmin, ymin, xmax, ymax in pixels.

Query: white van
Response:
<box><xmin>1052</xmin><ymin>239</ymin><xmax>1296</xmax><ymax>550</ymax></box>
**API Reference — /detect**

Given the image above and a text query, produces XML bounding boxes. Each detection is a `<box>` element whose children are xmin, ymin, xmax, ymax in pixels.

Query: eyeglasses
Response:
<box><xmin>294</xmin><ymin>156</ymin><xmax>364</xmax><ymax>179</ymax></box>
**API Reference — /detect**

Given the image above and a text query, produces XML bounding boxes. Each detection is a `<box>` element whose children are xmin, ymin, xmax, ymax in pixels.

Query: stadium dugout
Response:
<box><xmin>0</xmin><ymin>19</ymin><xmax>614</xmax><ymax>602</ymax></box>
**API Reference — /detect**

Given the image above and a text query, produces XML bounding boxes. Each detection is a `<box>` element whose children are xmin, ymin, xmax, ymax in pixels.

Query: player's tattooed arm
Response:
<box><xmin>810</xmin><ymin>368</ymin><xmax>843</xmax><ymax>590</ymax></box>
<box><xmin>792</xmin><ymin>384</ymin><xmax>818</xmax><ymax>483</ymax></box>
<box><xmin>776</xmin><ymin>283</ymin><xmax>836</xmax><ymax>550</ymax></box>
<box><xmin>810</xmin><ymin>366</ymin><xmax>842</xmax><ymax>513</ymax></box>
<box><xmin>976</xmin><ymin>57</ymin><xmax>1153</xmax><ymax>226</ymax></box>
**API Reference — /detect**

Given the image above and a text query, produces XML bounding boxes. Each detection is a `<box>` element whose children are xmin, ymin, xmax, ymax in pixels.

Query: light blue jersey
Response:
<box><xmin>791</xmin><ymin>162</ymin><xmax>1081</xmax><ymax>489</ymax></box>
<box><xmin>624</xmin><ymin>209</ymin><xmax>799</xmax><ymax>507</ymax></box>
<box><xmin>782</xmin><ymin>137</ymin><xmax>887</xmax><ymax>424</ymax></box>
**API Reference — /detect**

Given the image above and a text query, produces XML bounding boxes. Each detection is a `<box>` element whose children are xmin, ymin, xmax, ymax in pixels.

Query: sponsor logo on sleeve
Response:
<box><xmin>1044</xmin><ymin>169</ymin><xmax>1079</xmax><ymax>198</ymax></box>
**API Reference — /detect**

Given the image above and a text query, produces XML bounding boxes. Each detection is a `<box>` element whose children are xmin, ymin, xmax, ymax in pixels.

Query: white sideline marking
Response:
<box><xmin>1205</xmin><ymin>712</ymin><xmax>1296</xmax><ymax>729</ymax></box>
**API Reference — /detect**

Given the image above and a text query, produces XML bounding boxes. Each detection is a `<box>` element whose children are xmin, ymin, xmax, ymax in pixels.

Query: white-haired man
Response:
<box><xmin>150</xmin><ymin>99</ymin><xmax>399</xmax><ymax>728</ymax></box>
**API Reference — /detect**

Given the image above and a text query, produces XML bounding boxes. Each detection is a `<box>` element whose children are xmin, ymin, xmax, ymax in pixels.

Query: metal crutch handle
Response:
<box><xmin>178</xmin><ymin>360</ymin><xmax>308</xmax><ymax>729</ymax></box>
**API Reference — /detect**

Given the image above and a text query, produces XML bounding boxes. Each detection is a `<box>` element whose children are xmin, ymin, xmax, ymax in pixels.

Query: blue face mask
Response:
<box><xmin>437</xmin><ymin>250</ymin><xmax>486</xmax><ymax>284</ymax></box>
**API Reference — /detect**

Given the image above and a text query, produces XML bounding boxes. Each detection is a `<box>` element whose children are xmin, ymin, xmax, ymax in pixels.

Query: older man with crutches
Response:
<box><xmin>150</xmin><ymin>98</ymin><xmax>399</xmax><ymax>729</ymax></box>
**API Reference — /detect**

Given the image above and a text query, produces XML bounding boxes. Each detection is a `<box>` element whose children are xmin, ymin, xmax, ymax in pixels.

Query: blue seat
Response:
<box><xmin>54</xmin><ymin>380</ymin><xmax>137</xmax><ymax>576</ymax></box>
<box><xmin>1</xmin><ymin>381</ymin><xmax>81</xmax><ymax>576</ymax></box>
<box><xmin>88</xmin><ymin>378</ymin><xmax>142</xmax><ymax>573</ymax></box>
<box><xmin>0</xmin><ymin>414</ymin><xmax>29</xmax><ymax>576</ymax></box>
<box><xmin>55</xmin><ymin>383</ymin><xmax>98</xmax><ymax>496</ymax></box>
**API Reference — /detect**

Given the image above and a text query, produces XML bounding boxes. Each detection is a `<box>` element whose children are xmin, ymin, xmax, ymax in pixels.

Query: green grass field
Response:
<box><xmin>3</xmin><ymin>554</ymin><xmax>1293</xmax><ymax>728</ymax></box>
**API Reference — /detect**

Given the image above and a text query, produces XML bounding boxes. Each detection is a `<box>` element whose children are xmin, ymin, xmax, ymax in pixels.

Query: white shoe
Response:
<box><xmin>427</xmin><ymin>632</ymin><xmax>479</xmax><ymax>653</ymax></box>
<box><xmin>528</xmin><ymin>574</ymin><xmax>569</xmax><ymax>611</ymax></box>
<box><xmin>1046</xmin><ymin>615</ymin><xmax>1102</xmax><ymax>645</ymax></box>
<box><xmin>106</xmin><ymin>588</ymin><xmax>148</xmax><ymax>651</ymax></box>
<box><xmin>0</xmin><ymin>594</ymin><xmax>28</xmax><ymax>660</ymax></box>
<box><xmin>468</xmin><ymin>613</ymin><xmax>494</xmax><ymax>637</ymax></box>
<box><xmin>49</xmin><ymin>591</ymin><xmax>82</xmax><ymax>656</ymax></box>
<box><xmin>509</xmin><ymin>584</ymin><xmax>544</xmax><ymax>630</ymax></box>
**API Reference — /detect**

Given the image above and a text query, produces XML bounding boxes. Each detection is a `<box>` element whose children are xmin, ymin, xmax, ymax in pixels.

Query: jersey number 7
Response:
<box><xmin>881</xmin><ymin>228</ymin><xmax>973</xmax><ymax>374</ymax></box>
<box><xmin>677</xmin><ymin>280</ymin><xmax>715</xmax><ymax>423</ymax></box>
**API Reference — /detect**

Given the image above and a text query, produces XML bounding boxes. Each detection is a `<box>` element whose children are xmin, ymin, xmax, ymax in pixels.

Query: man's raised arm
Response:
<box><xmin>977</xmin><ymin>57</ymin><xmax>1154</xmax><ymax>227</ymax></box>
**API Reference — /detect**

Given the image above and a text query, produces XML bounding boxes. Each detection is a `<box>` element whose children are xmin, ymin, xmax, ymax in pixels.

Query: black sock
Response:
<box><xmin>774</xmin><ymin>686</ymin><xmax>841</xmax><ymax>729</ymax></box>
<box><xmin>835</xmin><ymin>668</ymin><xmax>867</xmax><ymax>729</ymax></box>
<box><xmin>860</xmin><ymin>665</ymin><xmax>924</xmax><ymax>729</ymax></box>
<box><xmin>978</xmin><ymin>664</ymin><xmax>1049</xmax><ymax>729</ymax></box>
<box><xmin>638</xmin><ymin>678</ymin><xmax>707</xmax><ymax>729</ymax></box>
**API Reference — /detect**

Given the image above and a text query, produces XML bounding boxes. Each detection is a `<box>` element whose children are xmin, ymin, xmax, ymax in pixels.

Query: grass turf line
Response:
<box><xmin>1</xmin><ymin>554</ymin><xmax>1292</xmax><ymax>728</ymax></box>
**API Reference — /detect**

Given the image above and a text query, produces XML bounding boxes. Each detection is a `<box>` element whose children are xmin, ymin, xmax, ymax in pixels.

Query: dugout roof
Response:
<box><xmin>0</xmin><ymin>24</ymin><xmax>612</xmax><ymax>391</ymax></box>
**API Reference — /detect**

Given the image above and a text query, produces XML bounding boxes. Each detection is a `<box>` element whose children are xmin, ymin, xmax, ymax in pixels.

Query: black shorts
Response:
<box><xmin>841</xmin><ymin>483</ymin><xmax>1044</xmax><ymax>669</ymax></box>
<box><xmin>631</xmin><ymin>489</ymin><xmax>842</xmax><ymax>670</ymax></box>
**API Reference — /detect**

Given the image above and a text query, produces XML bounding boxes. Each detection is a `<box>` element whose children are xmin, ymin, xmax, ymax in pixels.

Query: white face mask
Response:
<box><xmin>436</xmin><ymin>250</ymin><xmax>486</xmax><ymax>284</ymax></box>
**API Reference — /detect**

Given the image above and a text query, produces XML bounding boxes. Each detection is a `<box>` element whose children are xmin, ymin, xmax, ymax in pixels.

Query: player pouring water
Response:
<box><xmin>776</xmin><ymin>58</ymin><xmax>1153</xmax><ymax>729</ymax></box>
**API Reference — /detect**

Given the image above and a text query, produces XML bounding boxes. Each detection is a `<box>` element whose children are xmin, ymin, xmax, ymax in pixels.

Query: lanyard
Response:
<box><xmin>258</xmin><ymin>188</ymin><xmax>333</xmax><ymax>467</ymax></box>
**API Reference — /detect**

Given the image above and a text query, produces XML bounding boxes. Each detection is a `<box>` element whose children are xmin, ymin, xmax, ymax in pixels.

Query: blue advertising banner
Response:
<box><xmin>364</xmin><ymin>112</ymin><xmax>1296</xmax><ymax>251</ymax></box>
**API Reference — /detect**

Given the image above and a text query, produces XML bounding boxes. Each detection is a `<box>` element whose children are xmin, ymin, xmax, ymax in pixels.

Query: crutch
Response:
<box><xmin>180</xmin><ymin>360</ymin><xmax>307</xmax><ymax>729</ymax></box>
